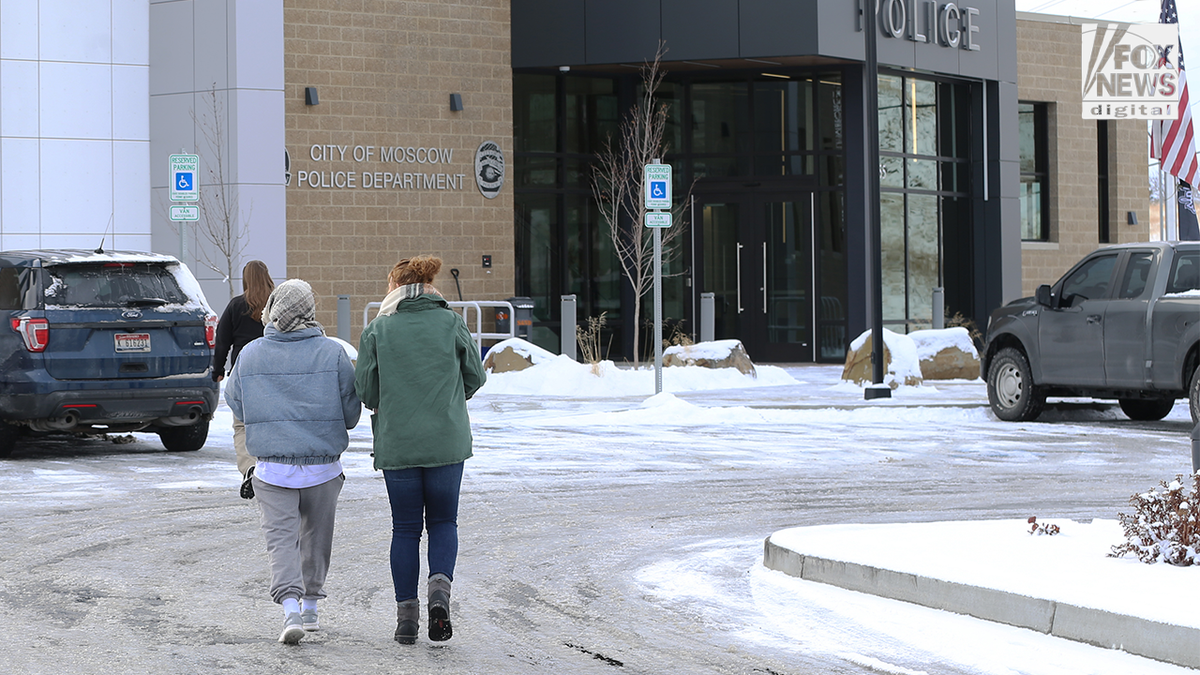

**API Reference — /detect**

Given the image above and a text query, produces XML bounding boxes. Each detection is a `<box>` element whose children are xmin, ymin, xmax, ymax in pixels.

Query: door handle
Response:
<box><xmin>761</xmin><ymin>242</ymin><xmax>767</xmax><ymax>314</ymax></box>
<box><xmin>736</xmin><ymin>243</ymin><xmax>744</xmax><ymax>314</ymax></box>
<box><xmin>1087</xmin><ymin>315</ymin><xmax>1102</xmax><ymax>324</ymax></box>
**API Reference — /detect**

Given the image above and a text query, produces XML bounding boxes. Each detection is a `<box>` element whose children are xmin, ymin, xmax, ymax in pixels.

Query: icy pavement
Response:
<box><xmin>1</xmin><ymin>360</ymin><xmax>1196</xmax><ymax>674</ymax></box>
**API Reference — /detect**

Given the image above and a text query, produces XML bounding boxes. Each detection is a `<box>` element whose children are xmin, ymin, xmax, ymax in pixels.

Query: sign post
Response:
<box><xmin>169</xmin><ymin>153</ymin><xmax>199</xmax><ymax>263</ymax></box>
<box><xmin>644</xmin><ymin>161</ymin><xmax>672</xmax><ymax>395</ymax></box>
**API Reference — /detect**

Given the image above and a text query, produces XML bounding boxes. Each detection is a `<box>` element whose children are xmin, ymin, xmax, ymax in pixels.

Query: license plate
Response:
<box><xmin>115</xmin><ymin>332</ymin><xmax>151</xmax><ymax>353</ymax></box>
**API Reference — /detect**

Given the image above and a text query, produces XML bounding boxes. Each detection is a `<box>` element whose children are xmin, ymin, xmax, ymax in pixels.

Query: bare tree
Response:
<box><xmin>592</xmin><ymin>43</ymin><xmax>691</xmax><ymax>364</ymax></box>
<box><xmin>190</xmin><ymin>85</ymin><xmax>251</xmax><ymax>298</ymax></box>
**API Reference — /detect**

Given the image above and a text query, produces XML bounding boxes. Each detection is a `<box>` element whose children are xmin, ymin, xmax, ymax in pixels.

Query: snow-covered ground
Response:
<box><xmin>470</xmin><ymin>340</ymin><xmax>1198</xmax><ymax>673</ymax></box>
<box><xmin>4</xmin><ymin>336</ymin><xmax>1195</xmax><ymax>674</ymax></box>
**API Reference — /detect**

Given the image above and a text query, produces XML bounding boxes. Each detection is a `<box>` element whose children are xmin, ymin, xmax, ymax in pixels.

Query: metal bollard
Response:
<box><xmin>932</xmin><ymin>287</ymin><xmax>944</xmax><ymax>330</ymax></box>
<box><xmin>1192</xmin><ymin>422</ymin><xmax>1200</xmax><ymax>474</ymax></box>
<box><xmin>700</xmin><ymin>292</ymin><xmax>715</xmax><ymax>343</ymax></box>
<box><xmin>561</xmin><ymin>295</ymin><xmax>577</xmax><ymax>360</ymax></box>
<box><xmin>337</xmin><ymin>295</ymin><xmax>351</xmax><ymax>341</ymax></box>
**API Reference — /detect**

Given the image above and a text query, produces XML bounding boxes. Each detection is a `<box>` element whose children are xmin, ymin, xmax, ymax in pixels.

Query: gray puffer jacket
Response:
<box><xmin>225</xmin><ymin>325</ymin><xmax>361</xmax><ymax>465</ymax></box>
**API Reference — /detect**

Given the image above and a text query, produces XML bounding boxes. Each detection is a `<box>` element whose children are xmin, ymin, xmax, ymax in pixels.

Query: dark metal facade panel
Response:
<box><xmin>661</xmin><ymin>0</ymin><xmax>740</xmax><ymax>61</ymax></box>
<box><xmin>584</xmin><ymin>0</ymin><xmax>661</xmax><ymax>65</ymax></box>
<box><xmin>956</xmin><ymin>0</ymin><xmax>1001</xmax><ymax>81</ymax></box>
<box><xmin>915</xmin><ymin>34</ymin><xmax>961</xmax><ymax>75</ymax></box>
<box><xmin>996</xmin><ymin>81</ymin><xmax>1020</xmax><ymax>167</ymax></box>
<box><xmin>816</xmin><ymin>0</ymin><xmax>864</xmax><ymax>62</ymax></box>
<box><xmin>738</xmin><ymin>0</ymin><xmax>819</xmax><ymax>59</ymax></box>
<box><xmin>875</xmin><ymin>33</ymin><xmax>917</xmax><ymax>71</ymax></box>
<box><xmin>996</xmin><ymin>0</ymin><xmax>1018</xmax><ymax>84</ymax></box>
<box><xmin>511</xmin><ymin>0</ymin><xmax>586</xmax><ymax>68</ymax></box>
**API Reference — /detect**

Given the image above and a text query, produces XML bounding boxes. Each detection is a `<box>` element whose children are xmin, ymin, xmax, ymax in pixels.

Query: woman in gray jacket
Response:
<box><xmin>225</xmin><ymin>279</ymin><xmax>361</xmax><ymax>644</ymax></box>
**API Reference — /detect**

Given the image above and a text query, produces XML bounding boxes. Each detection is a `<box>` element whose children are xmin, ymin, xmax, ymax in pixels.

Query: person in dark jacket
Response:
<box><xmin>213</xmin><ymin>260</ymin><xmax>274</xmax><ymax>490</ymax></box>
<box><xmin>355</xmin><ymin>255</ymin><xmax>485</xmax><ymax>645</ymax></box>
<box><xmin>225</xmin><ymin>278</ymin><xmax>361</xmax><ymax>644</ymax></box>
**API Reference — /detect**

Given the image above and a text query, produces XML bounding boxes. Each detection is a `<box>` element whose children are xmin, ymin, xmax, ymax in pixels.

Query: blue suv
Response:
<box><xmin>0</xmin><ymin>250</ymin><xmax>220</xmax><ymax>457</ymax></box>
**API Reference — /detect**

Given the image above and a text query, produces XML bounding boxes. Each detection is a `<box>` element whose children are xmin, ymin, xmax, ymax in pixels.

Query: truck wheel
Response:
<box><xmin>157</xmin><ymin>419</ymin><xmax>209</xmax><ymax>453</ymax></box>
<box><xmin>1190</xmin><ymin>364</ymin><xmax>1200</xmax><ymax>425</ymax></box>
<box><xmin>0</xmin><ymin>423</ymin><xmax>21</xmax><ymax>459</ymax></box>
<box><xmin>987</xmin><ymin>348</ymin><xmax>1045</xmax><ymax>421</ymax></box>
<box><xmin>1118</xmin><ymin>398</ymin><xmax>1176</xmax><ymax>421</ymax></box>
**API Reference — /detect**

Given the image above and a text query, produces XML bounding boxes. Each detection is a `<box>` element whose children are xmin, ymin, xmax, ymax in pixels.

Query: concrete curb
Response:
<box><xmin>763</xmin><ymin>536</ymin><xmax>1200</xmax><ymax>669</ymax></box>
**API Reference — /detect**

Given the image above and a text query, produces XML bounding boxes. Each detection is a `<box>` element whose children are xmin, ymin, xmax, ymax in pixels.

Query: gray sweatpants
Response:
<box><xmin>253</xmin><ymin>474</ymin><xmax>345</xmax><ymax>604</ymax></box>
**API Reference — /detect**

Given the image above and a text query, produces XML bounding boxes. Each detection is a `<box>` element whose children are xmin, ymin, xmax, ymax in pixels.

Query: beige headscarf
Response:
<box><xmin>263</xmin><ymin>279</ymin><xmax>323</xmax><ymax>332</ymax></box>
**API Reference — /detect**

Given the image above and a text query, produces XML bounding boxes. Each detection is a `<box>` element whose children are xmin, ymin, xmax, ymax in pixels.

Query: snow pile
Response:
<box><xmin>909</xmin><ymin>326</ymin><xmax>978</xmax><ymax>361</ymax></box>
<box><xmin>847</xmin><ymin>327</ymin><xmax>923</xmax><ymax>387</ymax></box>
<box><xmin>477</xmin><ymin>339</ymin><xmax>796</xmax><ymax>397</ymax></box>
<box><xmin>769</xmin><ymin>519</ymin><xmax>1200</xmax><ymax>629</ymax></box>
<box><xmin>663</xmin><ymin>339</ymin><xmax>744</xmax><ymax>361</ymax></box>
<box><xmin>486</xmin><ymin>337</ymin><xmax>559</xmax><ymax>365</ymax></box>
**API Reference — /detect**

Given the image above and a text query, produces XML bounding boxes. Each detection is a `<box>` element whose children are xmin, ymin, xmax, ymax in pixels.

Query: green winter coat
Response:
<box><xmin>355</xmin><ymin>294</ymin><xmax>486</xmax><ymax>470</ymax></box>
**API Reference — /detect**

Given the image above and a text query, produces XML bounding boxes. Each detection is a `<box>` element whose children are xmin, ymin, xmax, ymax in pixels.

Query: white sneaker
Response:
<box><xmin>300</xmin><ymin>608</ymin><xmax>319</xmax><ymax>632</ymax></box>
<box><xmin>279</xmin><ymin>612</ymin><xmax>305</xmax><ymax>644</ymax></box>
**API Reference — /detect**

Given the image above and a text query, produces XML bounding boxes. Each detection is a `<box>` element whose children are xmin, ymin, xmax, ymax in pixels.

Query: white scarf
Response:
<box><xmin>378</xmin><ymin>283</ymin><xmax>442</xmax><ymax>317</ymax></box>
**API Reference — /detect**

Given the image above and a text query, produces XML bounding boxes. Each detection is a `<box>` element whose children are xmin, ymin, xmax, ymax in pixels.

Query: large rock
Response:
<box><xmin>484</xmin><ymin>345</ymin><xmax>533</xmax><ymax>373</ymax></box>
<box><xmin>841</xmin><ymin>329</ymin><xmax>923</xmax><ymax>389</ymax></box>
<box><xmin>663</xmin><ymin>339</ymin><xmax>757</xmax><ymax>377</ymax></box>
<box><xmin>910</xmin><ymin>327</ymin><xmax>980</xmax><ymax>380</ymax></box>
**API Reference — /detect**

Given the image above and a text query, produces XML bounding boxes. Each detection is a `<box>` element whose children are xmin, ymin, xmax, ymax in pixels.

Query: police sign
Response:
<box><xmin>169</xmin><ymin>154</ymin><xmax>199</xmax><ymax>201</ymax></box>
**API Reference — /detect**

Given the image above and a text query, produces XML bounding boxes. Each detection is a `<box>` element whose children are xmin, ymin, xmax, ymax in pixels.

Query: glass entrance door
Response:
<box><xmin>698</xmin><ymin>190</ymin><xmax>815</xmax><ymax>362</ymax></box>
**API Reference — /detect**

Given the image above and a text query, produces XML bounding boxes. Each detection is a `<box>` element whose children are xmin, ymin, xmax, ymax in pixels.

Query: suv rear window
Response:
<box><xmin>45</xmin><ymin>263</ymin><xmax>189</xmax><ymax>308</ymax></box>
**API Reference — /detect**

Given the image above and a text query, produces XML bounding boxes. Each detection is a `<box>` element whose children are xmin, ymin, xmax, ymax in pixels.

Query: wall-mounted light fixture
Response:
<box><xmin>1127</xmin><ymin>211</ymin><xmax>1138</xmax><ymax>226</ymax></box>
<box><xmin>305</xmin><ymin>87</ymin><xmax>319</xmax><ymax>106</ymax></box>
<box><xmin>450</xmin><ymin>93</ymin><xmax>463</xmax><ymax>112</ymax></box>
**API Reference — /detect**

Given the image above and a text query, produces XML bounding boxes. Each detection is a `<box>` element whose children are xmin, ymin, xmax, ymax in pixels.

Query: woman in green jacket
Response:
<box><xmin>354</xmin><ymin>255</ymin><xmax>486</xmax><ymax>645</ymax></box>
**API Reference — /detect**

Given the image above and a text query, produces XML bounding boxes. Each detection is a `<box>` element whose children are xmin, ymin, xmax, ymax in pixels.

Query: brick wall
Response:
<box><xmin>285</xmin><ymin>0</ymin><xmax>513</xmax><ymax>345</ymax></box>
<box><xmin>1016</xmin><ymin>14</ymin><xmax>1149</xmax><ymax>297</ymax></box>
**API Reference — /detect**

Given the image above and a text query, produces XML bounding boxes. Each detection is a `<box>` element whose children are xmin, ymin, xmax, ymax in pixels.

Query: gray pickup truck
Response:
<box><xmin>983</xmin><ymin>241</ymin><xmax>1200</xmax><ymax>423</ymax></box>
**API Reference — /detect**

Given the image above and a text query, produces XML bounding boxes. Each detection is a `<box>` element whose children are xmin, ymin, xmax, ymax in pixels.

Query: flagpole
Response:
<box><xmin>1160</xmin><ymin>166</ymin><xmax>1167</xmax><ymax>240</ymax></box>
<box><xmin>1167</xmin><ymin>175</ymin><xmax>1179</xmax><ymax>240</ymax></box>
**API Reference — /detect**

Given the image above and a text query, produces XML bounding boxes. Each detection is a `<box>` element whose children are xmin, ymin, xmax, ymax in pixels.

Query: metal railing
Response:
<box><xmin>362</xmin><ymin>300</ymin><xmax>516</xmax><ymax>353</ymax></box>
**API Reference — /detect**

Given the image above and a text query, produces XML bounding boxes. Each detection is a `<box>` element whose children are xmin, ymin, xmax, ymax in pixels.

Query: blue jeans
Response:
<box><xmin>383</xmin><ymin>463</ymin><xmax>464</xmax><ymax>602</ymax></box>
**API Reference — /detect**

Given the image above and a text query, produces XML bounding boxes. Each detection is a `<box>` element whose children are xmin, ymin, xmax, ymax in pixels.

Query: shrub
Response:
<box><xmin>577</xmin><ymin>312</ymin><xmax>610</xmax><ymax>371</ymax></box>
<box><xmin>1109</xmin><ymin>473</ymin><xmax>1200</xmax><ymax>566</ymax></box>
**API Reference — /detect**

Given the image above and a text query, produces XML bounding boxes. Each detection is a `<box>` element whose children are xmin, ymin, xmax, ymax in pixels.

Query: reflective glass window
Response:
<box><xmin>1019</xmin><ymin>102</ymin><xmax>1050</xmax><ymax>241</ymax></box>
<box><xmin>878</xmin><ymin>75</ymin><xmax>904</xmax><ymax>153</ymax></box>
<box><xmin>565</xmin><ymin>77</ymin><xmax>618</xmax><ymax>156</ymax></box>
<box><xmin>514</xmin><ymin>74</ymin><xmax>556</xmax><ymax>153</ymax></box>
<box><xmin>692</xmin><ymin>82</ymin><xmax>749</xmax><ymax>155</ymax></box>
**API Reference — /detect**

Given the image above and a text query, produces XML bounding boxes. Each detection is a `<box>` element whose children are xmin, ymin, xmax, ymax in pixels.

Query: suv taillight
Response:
<box><xmin>10</xmin><ymin>317</ymin><xmax>49</xmax><ymax>352</ymax></box>
<box><xmin>205</xmin><ymin>314</ymin><xmax>218</xmax><ymax>349</ymax></box>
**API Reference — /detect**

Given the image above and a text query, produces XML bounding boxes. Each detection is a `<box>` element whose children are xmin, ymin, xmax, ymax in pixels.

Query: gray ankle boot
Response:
<box><xmin>427</xmin><ymin>573</ymin><xmax>452</xmax><ymax>642</ymax></box>
<box><xmin>395</xmin><ymin>599</ymin><xmax>419</xmax><ymax>644</ymax></box>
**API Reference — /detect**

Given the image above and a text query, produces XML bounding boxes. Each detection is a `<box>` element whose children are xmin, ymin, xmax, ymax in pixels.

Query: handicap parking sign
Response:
<box><xmin>643</xmin><ymin>163</ymin><xmax>672</xmax><ymax>209</ymax></box>
<box><xmin>169</xmin><ymin>154</ymin><xmax>199</xmax><ymax>201</ymax></box>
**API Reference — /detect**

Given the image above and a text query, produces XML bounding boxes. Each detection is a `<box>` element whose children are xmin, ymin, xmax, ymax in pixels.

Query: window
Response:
<box><xmin>1168</xmin><ymin>250</ymin><xmax>1200</xmax><ymax>293</ymax></box>
<box><xmin>0</xmin><ymin>267</ymin><xmax>24</xmax><ymax>310</ymax></box>
<box><xmin>877</xmin><ymin>73</ymin><xmax>972</xmax><ymax>331</ymax></box>
<box><xmin>1019</xmin><ymin>103</ymin><xmax>1049</xmax><ymax>241</ymax></box>
<box><xmin>1061</xmin><ymin>254</ymin><xmax>1117</xmax><ymax>304</ymax></box>
<box><xmin>45</xmin><ymin>264</ymin><xmax>187</xmax><ymax>308</ymax></box>
<box><xmin>1117</xmin><ymin>251</ymin><xmax>1154</xmax><ymax>299</ymax></box>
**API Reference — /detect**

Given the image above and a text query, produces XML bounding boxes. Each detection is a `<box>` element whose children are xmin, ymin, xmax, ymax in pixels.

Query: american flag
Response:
<box><xmin>1151</xmin><ymin>0</ymin><xmax>1198</xmax><ymax>187</ymax></box>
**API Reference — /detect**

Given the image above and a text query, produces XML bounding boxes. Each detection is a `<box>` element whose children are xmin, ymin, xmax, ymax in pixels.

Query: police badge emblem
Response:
<box><xmin>474</xmin><ymin>141</ymin><xmax>505</xmax><ymax>199</ymax></box>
